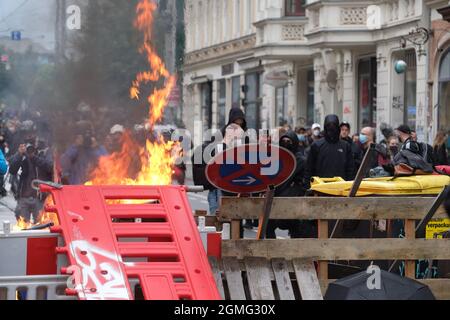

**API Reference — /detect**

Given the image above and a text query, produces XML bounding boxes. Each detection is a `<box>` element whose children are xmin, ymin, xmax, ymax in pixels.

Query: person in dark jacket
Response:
<box><xmin>193</xmin><ymin>108</ymin><xmax>249</xmax><ymax>215</ymax></box>
<box><xmin>411</xmin><ymin>129</ymin><xmax>435</xmax><ymax>165</ymax></box>
<box><xmin>359</xmin><ymin>127</ymin><xmax>382</xmax><ymax>171</ymax></box>
<box><xmin>9</xmin><ymin>141</ymin><xmax>53</xmax><ymax>223</ymax></box>
<box><xmin>433</xmin><ymin>130</ymin><xmax>448</xmax><ymax>166</ymax></box>
<box><xmin>396</xmin><ymin>125</ymin><xmax>423</xmax><ymax>155</ymax></box>
<box><xmin>340</xmin><ymin>121</ymin><xmax>362</xmax><ymax>179</ymax></box>
<box><xmin>305</xmin><ymin>115</ymin><xmax>354</xmax><ymax>187</ymax></box>
<box><xmin>60</xmin><ymin>130</ymin><xmax>107</xmax><ymax>185</ymax></box>
<box><xmin>266</xmin><ymin>130</ymin><xmax>310</xmax><ymax>239</ymax></box>
<box><xmin>221</xmin><ymin>107</ymin><xmax>247</xmax><ymax>137</ymax></box>
<box><xmin>445</xmin><ymin>187</ymin><xmax>450</xmax><ymax>219</ymax></box>
<box><xmin>192</xmin><ymin>138</ymin><xmax>222</xmax><ymax>215</ymax></box>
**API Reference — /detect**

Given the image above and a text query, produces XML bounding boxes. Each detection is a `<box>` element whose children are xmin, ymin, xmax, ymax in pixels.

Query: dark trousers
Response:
<box><xmin>15</xmin><ymin>197</ymin><xmax>43</xmax><ymax>223</ymax></box>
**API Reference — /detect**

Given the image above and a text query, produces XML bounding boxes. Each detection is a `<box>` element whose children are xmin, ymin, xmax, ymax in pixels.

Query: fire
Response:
<box><xmin>87</xmin><ymin>135</ymin><xmax>176</xmax><ymax>186</ymax></box>
<box><xmin>12</xmin><ymin>197</ymin><xmax>60</xmax><ymax>232</ymax></box>
<box><xmin>13</xmin><ymin>217</ymin><xmax>29</xmax><ymax>231</ymax></box>
<box><xmin>12</xmin><ymin>0</ymin><xmax>176</xmax><ymax>233</ymax></box>
<box><xmin>87</xmin><ymin>0</ymin><xmax>177</xmax><ymax>187</ymax></box>
<box><xmin>13</xmin><ymin>0</ymin><xmax>177</xmax><ymax>232</ymax></box>
<box><xmin>130</xmin><ymin>0</ymin><xmax>176</xmax><ymax>127</ymax></box>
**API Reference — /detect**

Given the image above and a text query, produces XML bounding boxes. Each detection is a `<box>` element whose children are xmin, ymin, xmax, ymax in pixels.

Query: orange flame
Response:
<box><xmin>12</xmin><ymin>0</ymin><xmax>176</xmax><ymax>232</ymax></box>
<box><xmin>130</xmin><ymin>0</ymin><xmax>176</xmax><ymax>128</ymax></box>
<box><xmin>13</xmin><ymin>197</ymin><xmax>59</xmax><ymax>231</ymax></box>
<box><xmin>87</xmin><ymin>0</ymin><xmax>177</xmax><ymax>187</ymax></box>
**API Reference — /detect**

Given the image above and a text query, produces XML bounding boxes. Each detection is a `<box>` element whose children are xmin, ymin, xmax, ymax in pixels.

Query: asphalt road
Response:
<box><xmin>0</xmin><ymin>193</ymin><xmax>16</xmax><ymax>232</ymax></box>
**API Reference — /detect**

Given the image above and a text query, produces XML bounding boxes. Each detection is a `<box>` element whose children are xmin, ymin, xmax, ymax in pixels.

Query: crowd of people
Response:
<box><xmin>193</xmin><ymin>107</ymin><xmax>450</xmax><ymax>238</ymax></box>
<box><xmin>0</xmin><ymin>104</ymin><xmax>158</xmax><ymax>224</ymax></box>
<box><xmin>0</xmin><ymin>103</ymin><xmax>448</xmax><ymax>228</ymax></box>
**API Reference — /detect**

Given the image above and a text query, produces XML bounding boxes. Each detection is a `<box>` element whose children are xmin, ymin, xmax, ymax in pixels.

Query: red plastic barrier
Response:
<box><xmin>26</xmin><ymin>238</ymin><xmax>58</xmax><ymax>276</ymax></box>
<box><xmin>41</xmin><ymin>184</ymin><xmax>221</xmax><ymax>300</ymax></box>
<box><xmin>206</xmin><ymin>233</ymin><xmax>222</xmax><ymax>259</ymax></box>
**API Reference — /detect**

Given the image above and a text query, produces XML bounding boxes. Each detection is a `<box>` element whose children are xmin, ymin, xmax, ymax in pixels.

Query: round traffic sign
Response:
<box><xmin>205</xmin><ymin>144</ymin><xmax>296</xmax><ymax>194</ymax></box>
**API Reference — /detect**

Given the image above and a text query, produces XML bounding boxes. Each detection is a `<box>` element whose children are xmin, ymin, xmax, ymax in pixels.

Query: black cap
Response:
<box><xmin>396</xmin><ymin>124</ymin><xmax>412</xmax><ymax>135</ymax></box>
<box><xmin>340</xmin><ymin>121</ymin><xmax>351</xmax><ymax>130</ymax></box>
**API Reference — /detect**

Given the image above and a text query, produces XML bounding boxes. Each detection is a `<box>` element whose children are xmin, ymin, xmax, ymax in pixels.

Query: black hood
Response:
<box><xmin>324</xmin><ymin>114</ymin><xmax>340</xmax><ymax>143</ymax></box>
<box><xmin>227</xmin><ymin>108</ymin><xmax>247</xmax><ymax>131</ymax></box>
<box><xmin>280</xmin><ymin>130</ymin><xmax>299</xmax><ymax>154</ymax></box>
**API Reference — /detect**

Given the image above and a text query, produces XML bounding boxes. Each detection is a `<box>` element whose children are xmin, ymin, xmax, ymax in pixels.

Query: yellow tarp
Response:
<box><xmin>310</xmin><ymin>175</ymin><xmax>450</xmax><ymax>196</ymax></box>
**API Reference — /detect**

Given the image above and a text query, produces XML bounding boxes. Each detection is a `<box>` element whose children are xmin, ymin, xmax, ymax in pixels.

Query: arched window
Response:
<box><xmin>438</xmin><ymin>49</ymin><xmax>450</xmax><ymax>131</ymax></box>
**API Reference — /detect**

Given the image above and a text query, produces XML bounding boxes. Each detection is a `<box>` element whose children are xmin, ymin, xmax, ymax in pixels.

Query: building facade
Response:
<box><xmin>183</xmin><ymin>0</ymin><xmax>450</xmax><ymax>144</ymax></box>
<box><xmin>0</xmin><ymin>0</ymin><xmax>88</xmax><ymax>59</ymax></box>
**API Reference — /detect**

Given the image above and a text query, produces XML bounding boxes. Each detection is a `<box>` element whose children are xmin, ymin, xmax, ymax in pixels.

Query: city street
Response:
<box><xmin>0</xmin><ymin>0</ymin><xmax>449</xmax><ymax>305</ymax></box>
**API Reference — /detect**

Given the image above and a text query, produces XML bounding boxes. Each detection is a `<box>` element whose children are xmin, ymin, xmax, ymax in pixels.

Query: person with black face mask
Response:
<box><xmin>304</xmin><ymin>115</ymin><xmax>354</xmax><ymax>188</ymax></box>
<box><xmin>278</xmin><ymin>132</ymin><xmax>306</xmax><ymax>198</ymax></box>
<box><xmin>267</xmin><ymin>130</ymin><xmax>311</xmax><ymax>239</ymax></box>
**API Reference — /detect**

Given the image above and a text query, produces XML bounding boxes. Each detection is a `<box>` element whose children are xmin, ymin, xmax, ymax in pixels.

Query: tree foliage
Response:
<box><xmin>3</xmin><ymin>0</ymin><xmax>179</xmax><ymax>135</ymax></box>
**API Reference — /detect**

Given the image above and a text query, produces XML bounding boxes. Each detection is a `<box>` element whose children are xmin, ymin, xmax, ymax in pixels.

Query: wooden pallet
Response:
<box><xmin>209</xmin><ymin>257</ymin><xmax>323</xmax><ymax>300</ymax></box>
<box><xmin>219</xmin><ymin>196</ymin><xmax>450</xmax><ymax>299</ymax></box>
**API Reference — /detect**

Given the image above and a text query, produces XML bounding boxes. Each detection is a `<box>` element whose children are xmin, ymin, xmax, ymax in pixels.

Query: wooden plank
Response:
<box><xmin>195</xmin><ymin>215</ymin><xmax>218</xmax><ymax>227</ymax></box>
<box><xmin>231</xmin><ymin>220</ymin><xmax>241</xmax><ymax>240</ymax></box>
<box><xmin>244</xmin><ymin>257</ymin><xmax>275</xmax><ymax>300</ymax></box>
<box><xmin>222</xmin><ymin>257</ymin><xmax>246</xmax><ymax>300</ymax></box>
<box><xmin>404</xmin><ymin>219</ymin><xmax>416</xmax><ymax>279</ymax></box>
<box><xmin>318</xmin><ymin>220</ymin><xmax>328</xmax><ymax>281</ymax></box>
<box><xmin>208</xmin><ymin>257</ymin><xmax>225</xmax><ymax>299</ymax></box>
<box><xmin>220</xmin><ymin>197</ymin><xmax>446</xmax><ymax>220</ymax></box>
<box><xmin>319</xmin><ymin>279</ymin><xmax>450</xmax><ymax>300</ymax></box>
<box><xmin>222</xmin><ymin>239</ymin><xmax>450</xmax><ymax>260</ymax></box>
<box><xmin>422</xmin><ymin>279</ymin><xmax>450</xmax><ymax>300</ymax></box>
<box><xmin>293</xmin><ymin>259</ymin><xmax>323</xmax><ymax>300</ymax></box>
<box><xmin>271</xmin><ymin>259</ymin><xmax>295</xmax><ymax>300</ymax></box>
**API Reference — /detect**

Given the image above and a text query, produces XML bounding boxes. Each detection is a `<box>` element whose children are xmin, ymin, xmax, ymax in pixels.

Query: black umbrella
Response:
<box><xmin>325</xmin><ymin>269</ymin><xmax>436</xmax><ymax>300</ymax></box>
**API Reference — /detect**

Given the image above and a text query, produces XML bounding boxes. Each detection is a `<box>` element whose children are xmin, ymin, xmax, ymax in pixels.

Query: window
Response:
<box><xmin>231</xmin><ymin>76</ymin><xmax>241</xmax><ymax>109</ymax></box>
<box><xmin>276</xmin><ymin>86</ymin><xmax>289</xmax><ymax>126</ymax></box>
<box><xmin>245</xmin><ymin>73</ymin><xmax>262</xmax><ymax>130</ymax></box>
<box><xmin>404</xmin><ymin>50</ymin><xmax>417</xmax><ymax>129</ymax></box>
<box><xmin>358</xmin><ymin>57</ymin><xmax>377</xmax><ymax>130</ymax></box>
<box><xmin>438</xmin><ymin>49</ymin><xmax>450</xmax><ymax>131</ymax></box>
<box><xmin>200</xmin><ymin>82</ymin><xmax>212</xmax><ymax>131</ymax></box>
<box><xmin>285</xmin><ymin>0</ymin><xmax>306</xmax><ymax>16</ymax></box>
<box><xmin>218</xmin><ymin>79</ymin><xmax>226</xmax><ymax>129</ymax></box>
<box><xmin>306</xmin><ymin>69</ymin><xmax>315</xmax><ymax>126</ymax></box>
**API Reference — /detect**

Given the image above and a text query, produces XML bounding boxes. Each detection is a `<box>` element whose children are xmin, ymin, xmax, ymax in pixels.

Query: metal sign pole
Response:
<box><xmin>256</xmin><ymin>185</ymin><xmax>275</xmax><ymax>240</ymax></box>
<box><xmin>330</xmin><ymin>143</ymin><xmax>376</xmax><ymax>238</ymax></box>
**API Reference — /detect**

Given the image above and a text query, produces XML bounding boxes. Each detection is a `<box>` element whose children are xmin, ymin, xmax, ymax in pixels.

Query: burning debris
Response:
<box><xmin>12</xmin><ymin>0</ymin><xmax>178</xmax><ymax>231</ymax></box>
<box><xmin>87</xmin><ymin>0</ymin><xmax>177</xmax><ymax>187</ymax></box>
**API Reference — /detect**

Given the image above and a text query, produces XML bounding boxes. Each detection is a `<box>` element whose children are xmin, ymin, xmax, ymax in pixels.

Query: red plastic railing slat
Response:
<box><xmin>112</xmin><ymin>223</ymin><xmax>173</xmax><ymax>238</ymax></box>
<box><xmin>44</xmin><ymin>185</ymin><xmax>221</xmax><ymax>300</ymax></box>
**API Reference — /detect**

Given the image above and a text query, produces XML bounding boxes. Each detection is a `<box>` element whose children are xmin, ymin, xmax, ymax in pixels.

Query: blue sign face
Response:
<box><xmin>11</xmin><ymin>31</ymin><xmax>21</xmax><ymax>41</ymax></box>
<box><xmin>206</xmin><ymin>144</ymin><xmax>296</xmax><ymax>194</ymax></box>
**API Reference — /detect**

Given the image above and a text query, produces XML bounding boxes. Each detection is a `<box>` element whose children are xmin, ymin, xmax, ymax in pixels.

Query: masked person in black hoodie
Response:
<box><xmin>192</xmin><ymin>108</ymin><xmax>248</xmax><ymax>216</ymax></box>
<box><xmin>266</xmin><ymin>130</ymin><xmax>311</xmax><ymax>238</ymax></box>
<box><xmin>305</xmin><ymin>115</ymin><xmax>354</xmax><ymax>187</ymax></box>
<box><xmin>221</xmin><ymin>107</ymin><xmax>247</xmax><ymax>137</ymax></box>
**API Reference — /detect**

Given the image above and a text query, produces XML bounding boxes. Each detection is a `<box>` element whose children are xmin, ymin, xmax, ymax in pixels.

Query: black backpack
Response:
<box><xmin>393</xmin><ymin>149</ymin><xmax>433</xmax><ymax>176</ymax></box>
